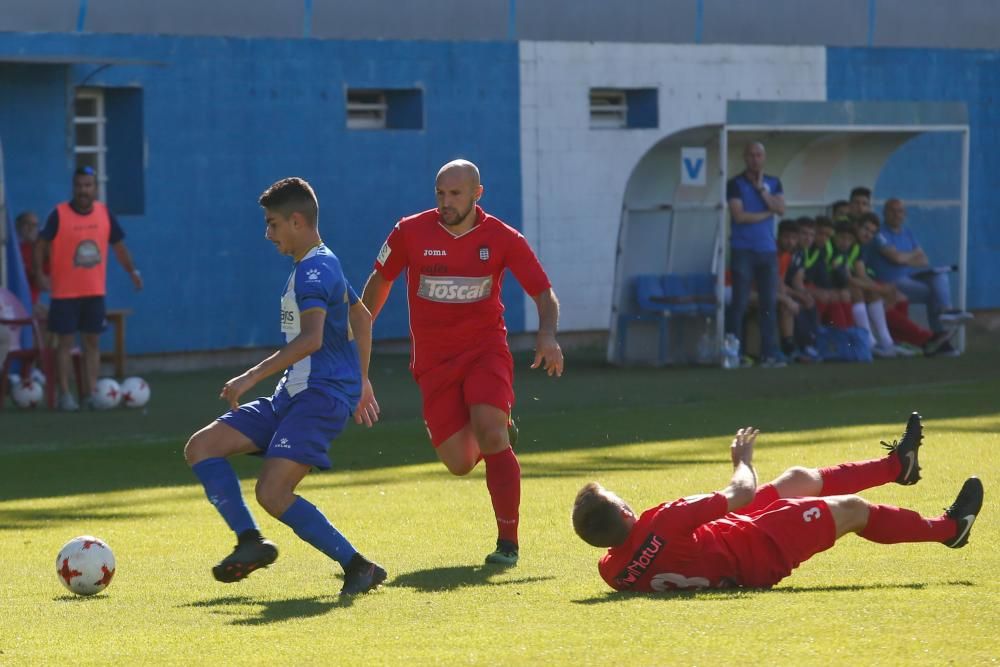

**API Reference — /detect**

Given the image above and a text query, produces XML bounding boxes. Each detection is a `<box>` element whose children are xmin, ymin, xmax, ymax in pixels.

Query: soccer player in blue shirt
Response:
<box><xmin>183</xmin><ymin>177</ymin><xmax>385</xmax><ymax>596</ymax></box>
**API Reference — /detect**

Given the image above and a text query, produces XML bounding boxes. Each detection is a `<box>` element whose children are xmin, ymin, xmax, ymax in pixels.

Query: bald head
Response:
<box><xmin>435</xmin><ymin>159</ymin><xmax>484</xmax><ymax>230</ymax></box>
<box><xmin>743</xmin><ymin>142</ymin><xmax>766</xmax><ymax>175</ymax></box>
<box><xmin>436</xmin><ymin>159</ymin><xmax>481</xmax><ymax>189</ymax></box>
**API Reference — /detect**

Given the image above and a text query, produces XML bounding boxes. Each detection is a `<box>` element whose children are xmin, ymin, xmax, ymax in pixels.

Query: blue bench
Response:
<box><xmin>617</xmin><ymin>273</ymin><xmax>717</xmax><ymax>365</ymax></box>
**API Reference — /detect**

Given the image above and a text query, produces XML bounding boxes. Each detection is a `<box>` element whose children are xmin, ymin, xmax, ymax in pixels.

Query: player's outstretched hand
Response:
<box><xmin>220</xmin><ymin>372</ymin><xmax>255</xmax><ymax>410</ymax></box>
<box><xmin>354</xmin><ymin>377</ymin><xmax>380</xmax><ymax>427</ymax></box>
<box><xmin>531</xmin><ymin>334</ymin><xmax>564</xmax><ymax>377</ymax></box>
<box><xmin>730</xmin><ymin>426</ymin><xmax>758</xmax><ymax>468</ymax></box>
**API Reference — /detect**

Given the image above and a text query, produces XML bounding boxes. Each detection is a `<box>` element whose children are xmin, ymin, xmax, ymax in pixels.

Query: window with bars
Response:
<box><xmin>72</xmin><ymin>87</ymin><xmax>145</xmax><ymax>215</ymax></box>
<box><xmin>74</xmin><ymin>88</ymin><xmax>108</xmax><ymax>201</ymax></box>
<box><xmin>589</xmin><ymin>88</ymin><xmax>658</xmax><ymax>130</ymax></box>
<box><xmin>346</xmin><ymin>88</ymin><xmax>423</xmax><ymax>130</ymax></box>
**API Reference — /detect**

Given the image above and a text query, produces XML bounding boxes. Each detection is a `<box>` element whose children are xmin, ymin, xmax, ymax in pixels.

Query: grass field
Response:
<box><xmin>1</xmin><ymin>337</ymin><xmax>998</xmax><ymax>665</ymax></box>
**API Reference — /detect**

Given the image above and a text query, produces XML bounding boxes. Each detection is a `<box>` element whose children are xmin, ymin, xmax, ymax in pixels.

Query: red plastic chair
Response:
<box><xmin>0</xmin><ymin>287</ymin><xmax>82</xmax><ymax>409</ymax></box>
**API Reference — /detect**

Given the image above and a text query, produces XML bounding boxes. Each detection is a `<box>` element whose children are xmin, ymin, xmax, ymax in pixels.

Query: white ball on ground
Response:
<box><xmin>120</xmin><ymin>376</ymin><xmax>150</xmax><ymax>408</ymax></box>
<box><xmin>55</xmin><ymin>536</ymin><xmax>116</xmax><ymax>596</ymax></box>
<box><xmin>31</xmin><ymin>367</ymin><xmax>46</xmax><ymax>386</ymax></box>
<box><xmin>92</xmin><ymin>378</ymin><xmax>123</xmax><ymax>409</ymax></box>
<box><xmin>12</xmin><ymin>379</ymin><xmax>44</xmax><ymax>408</ymax></box>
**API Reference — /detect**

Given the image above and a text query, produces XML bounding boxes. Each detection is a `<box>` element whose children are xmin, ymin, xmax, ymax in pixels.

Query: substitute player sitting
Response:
<box><xmin>573</xmin><ymin>413</ymin><xmax>983</xmax><ymax>591</ymax></box>
<box><xmin>361</xmin><ymin>159</ymin><xmax>564</xmax><ymax>566</ymax></box>
<box><xmin>184</xmin><ymin>177</ymin><xmax>384</xmax><ymax>596</ymax></box>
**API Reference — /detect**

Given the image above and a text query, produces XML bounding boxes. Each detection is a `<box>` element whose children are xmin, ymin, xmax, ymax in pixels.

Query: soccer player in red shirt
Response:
<box><xmin>573</xmin><ymin>413</ymin><xmax>983</xmax><ymax>591</ymax></box>
<box><xmin>361</xmin><ymin>159</ymin><xmax>564</xmax><ymax>566</ymax></box>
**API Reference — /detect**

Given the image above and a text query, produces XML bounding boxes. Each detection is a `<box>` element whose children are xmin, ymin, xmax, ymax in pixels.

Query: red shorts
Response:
<box><xmin>734</xmin><ymin>497</ymin><xmax>837</xmax><ymax>588</ymax></box>
<box><xmin>415</xmin><ymin>345</ymin><xmax>514</xmax><ymax>446</ymax></box>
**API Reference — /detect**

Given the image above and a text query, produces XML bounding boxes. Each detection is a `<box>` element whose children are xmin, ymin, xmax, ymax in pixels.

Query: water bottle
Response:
<box><xmin>722</xmin><ymin>334</ymin><xmax>740</xmax><ymax>369</ymax></box>
<box><xmin>696</xmin><ymin>330</ymin><xmax>716</xmax><ymax>365</ymax></box>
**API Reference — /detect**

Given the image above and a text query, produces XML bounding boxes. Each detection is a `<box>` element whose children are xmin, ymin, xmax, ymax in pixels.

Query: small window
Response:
<box><xmin>73</xmin><ymin>86</ymin><xmax>145</xmax><ymax>215</ymax></box>
<box><xmin>590</xmin><ymin>88</ymin><xmax>658</xmax><ymax>130</ymax></box>
<box><xmin>346</xmin><ymin>88</ymin><xmax>423</xmax><ymax>130</ymax></box>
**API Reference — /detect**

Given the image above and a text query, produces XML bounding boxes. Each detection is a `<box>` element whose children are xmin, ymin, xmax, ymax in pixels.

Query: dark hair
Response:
<box><xmin>834</xmin><ymin>219</ymin><xmax>856</xmax><ymax>237</ymax></box>
<box><xmin>796</xmin><ymin>216</ymin><xmax>816</xmax><ymax>229</ymax></box>
<box><xmin>74</xmin><ymin>166</ymin><xmax>96</xmax><ymax>179</ymax></box>
<box><xmin>572</xmin><ymin>483</ymin><xmax>632</xmax><ymax>548</ymax></box>
<box><xmin>858</xmin><ymin>212</ymin><xmax>880</xmax><ymax>228</ymax></box>
<box><xmin>815</xmin><ymin>215</ymin><xmax>834</xmax><ymax>230</ymax></box>
<box><xmin>849</xmin><ymin>186</ymin><xmax>871</xmax><ymax>201</ymax></box>
<box><xmin>258</xmin><ymin>177</ymin><xmax>319</xmax><ymax>225</ymax></box>
<box><xmin>778</xmin><ymin>219</ymin><xmax>800</xmax><ymax>236</ymax></box>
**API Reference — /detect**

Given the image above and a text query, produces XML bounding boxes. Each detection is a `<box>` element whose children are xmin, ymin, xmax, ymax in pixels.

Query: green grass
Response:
<box><xmin>2</xmin><ymin>340</ymin><xmax>998</xmax><ymax>665</ymax></box>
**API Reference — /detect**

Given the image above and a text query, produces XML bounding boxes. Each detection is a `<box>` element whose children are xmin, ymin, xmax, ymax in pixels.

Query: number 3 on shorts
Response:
<box><xmin>802</xmin><ymin>506</ymin><xmax>822</xmax><ymax>522</ymax></box>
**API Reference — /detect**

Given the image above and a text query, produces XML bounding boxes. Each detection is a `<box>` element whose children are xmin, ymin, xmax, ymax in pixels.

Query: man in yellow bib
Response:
<box><xmin>35</xmin><ymin>167</ymin><xmax>143</xmax><ymax>410</ymax></box>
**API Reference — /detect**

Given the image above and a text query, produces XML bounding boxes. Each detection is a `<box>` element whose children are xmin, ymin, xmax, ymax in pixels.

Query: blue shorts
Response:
<box><xmin>217</xmin><ymin>388</ymin><xmax>350</xmax><ymax>470</ymax></box>
<box><xmin>48</xmin><ymin>296</ymin><xmax>106</xmax><ymax>335</ymax></box>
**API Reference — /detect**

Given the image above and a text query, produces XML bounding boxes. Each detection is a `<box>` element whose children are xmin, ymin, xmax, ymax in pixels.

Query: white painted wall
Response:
<box><xmin>519</xmin><ymin>42</ymin><xmax>826</xmax><ymax>331</ymax></box>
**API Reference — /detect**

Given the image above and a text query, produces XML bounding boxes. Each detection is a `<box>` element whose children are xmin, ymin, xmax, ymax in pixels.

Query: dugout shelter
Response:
<box><xmin>609</xmin><ymin>100</ymin><xmax>970</xmax><ymax>366</ymax></box>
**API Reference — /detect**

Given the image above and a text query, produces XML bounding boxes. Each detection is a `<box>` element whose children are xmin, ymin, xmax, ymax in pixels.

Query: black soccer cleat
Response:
<box><xmin>484</xmin><ymin>539</ymin><xmax>519</xmax><ymax>566</ymax></box>
<box><xmin>340</xmin><ymin>553</ymin><xmax>387</xmax><ymax>596</ymax></box>
<box><xmin>881</xmin><ymin>411</ymin><xmax>923</xmax><ymax>486</ymax></box>
<box><xmin>943</xmin><ymin>477</ymin><xmax>984</xmax><ymax>549</ymax></box>
<box><xmin>212</xmin><ymin>530</ymin><xmax>279</xmax><ymax>583</ymax></box>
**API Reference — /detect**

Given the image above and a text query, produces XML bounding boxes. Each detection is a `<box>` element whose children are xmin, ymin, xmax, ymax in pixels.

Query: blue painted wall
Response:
<box><xmin>0</xmin><ymin>33</ymin><xmax>523</xmax><ymax>354</ymax></box>
<box><xmin>828</xmin><ymin>48</ymin><xmax>1000</xmax><ymax>309</ymax></box>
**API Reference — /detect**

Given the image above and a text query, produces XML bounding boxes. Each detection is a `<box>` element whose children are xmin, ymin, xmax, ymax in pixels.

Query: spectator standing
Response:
<box><xmin>35</xmin><ymin>167</ymin><xmax>143</xmax><ymax>410</ymax></box>
<box><xmin>726</xmin><ymin>142</ymin><xmax>785</xmax><ymax>366</ymax></box>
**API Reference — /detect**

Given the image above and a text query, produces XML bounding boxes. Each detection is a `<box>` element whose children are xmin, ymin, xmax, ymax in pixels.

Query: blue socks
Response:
<box><xmin>191</xmin><ymin>457</ymin><xmax>257</xmax><ymax>536</ymax></box>
<box><xmin>279</xmin><ymin>496</ymin><xmax>357</xmax><ymax>569</ymax></box>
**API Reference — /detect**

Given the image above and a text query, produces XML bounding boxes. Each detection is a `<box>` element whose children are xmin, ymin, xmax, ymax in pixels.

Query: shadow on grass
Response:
<box><xmin>392</xmin><ymin>565</ymin><xmax>555</xmax><ymax>592</ymax></box>
<box><xmin>183</xmin><ymin>593</ymin><xmax>357</xmax><ymax>625</ymax></box>
<box><xmin>572</xmin><ymin>579</ymin><xmax>976</xmax><ymax>604</ymax></box>
<box><xmin>0</xmin><ymin>508</ymin><xmax>160</xmax><ymax>530</ymax></box>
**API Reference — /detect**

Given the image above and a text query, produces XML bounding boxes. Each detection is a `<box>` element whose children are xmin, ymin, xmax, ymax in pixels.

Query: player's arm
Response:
<box><xmin>349</xmin><ymin>299</ymin><xmax>379</xmax><ymax>427</ymax></box>
<box><xmin>361</xmin><ymin>270</ymin><xmax>394</xmax><ymax>320</ymax></box>
<box><xmin>112</xmin><ymin>241</ymin><xmax>143</xmax><ymax>290</ymax></box>
<box><xmin>219</xmin><ymin>308</ymin><xmax>325</xmax><ymax>408</ymax></box>
<box><xmin>728</xmin><ymin>198</ymin><xmax>772</xmax><ymax>224</ymax></box>
<box><xmin>530</xmin><ymin>288</ymin><xmax>564</xmax><ymax>377</ymax></box>
<box><xmin>720</xmin><ymin>427</ymin><xmax>758</xmax><ymax>512</ymax></box>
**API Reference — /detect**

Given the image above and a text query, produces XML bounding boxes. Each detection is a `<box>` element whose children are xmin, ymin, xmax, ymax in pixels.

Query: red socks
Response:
<box><xmin>859</xmin><ymin>504</ymin><xmax>956</xmax><ymax>544</ymax></box>
<box><xmin>819</xmin><ymin>455</ymin><xmax>900</xmax><ymax>495</ymax></box>
<box><xmin>484</xmin><ymin>447</ymin><xmax>521</xmax><ymax>544</ymax></box>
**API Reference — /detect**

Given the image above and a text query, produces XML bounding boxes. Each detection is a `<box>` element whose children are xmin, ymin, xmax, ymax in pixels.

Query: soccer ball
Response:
<box><xmin>31</xmin><ymin>367</ymin><xmax>46</xmax><ymax>386</ymax></box>
<box><xmin>120</xmin><ymin>376</ymin><xmax>150</xmax><ymax>408</ymax></box>
<box><xmin>55</xmin><ymin>536</ymin><xmax>116</xmax><ymax>596</ymax></box>
<box><xmin>92</xmin><ymin>378</ymin><xmax>123</xmax><ymax>409</ymax></box>
<box><xmin>11</xmin><ymin>378</ymin><xmax>44</xmax><ymax>408</ymax></box>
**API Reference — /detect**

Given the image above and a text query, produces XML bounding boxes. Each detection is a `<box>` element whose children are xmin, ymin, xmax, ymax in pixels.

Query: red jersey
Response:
<box><xmin>373</xmin><ymin>206</ymin><xmax>550</xmax><ymax>377</ymax></box>
<box><xmin>598</xmin><ymin>493</ymin><xmax>793</xmax><ymax>591</ymax></box>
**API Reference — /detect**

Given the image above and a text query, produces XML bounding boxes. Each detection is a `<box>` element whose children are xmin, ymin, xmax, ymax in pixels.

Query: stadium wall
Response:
<box><xmin>0</xmin><ymin>33</ymin><xmax>522</xmax><ymax>354</ymax></box>
<box><xmin>518</xmin><ymin>42</ymin><xmax>827</xmax><ymax>331</ymax></box>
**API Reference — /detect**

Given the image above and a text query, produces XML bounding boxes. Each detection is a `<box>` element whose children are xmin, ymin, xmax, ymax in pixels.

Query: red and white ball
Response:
<box><xmin>92</xmin><ymin>378</ymin><xmax>123</xmax><ymax>409</ymax></box>
<box><xmin>120</xmin><ymin>376</ymin><xmax>150</xmax><ymax>408</ymax></box>
<box><xmin>11</xmin><ymin>378</ymin><xmax>44</xmax><ymax>409</ymax></box>
<box><xmin>55</xmin><ymin>536</ymin><xmax>116</xmax><ymax>596</ymax></box>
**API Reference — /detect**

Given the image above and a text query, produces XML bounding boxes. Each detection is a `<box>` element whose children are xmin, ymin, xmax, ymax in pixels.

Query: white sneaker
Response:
<box><xmin>893</xmin><ymin>344</ymin><xmax>920</xmax><ymax>358</ymax></box>
<box><xmin>57</xmin><ymin>392</ymin><xmax>80</xmax><ymax>412</ymax></box>
<box><xmin>939</xmin><ymin>311</ymin><xmax>974</xmax><ymax>323</ymax></box>
<box><xmin>872</xmin><ymin>345</ymin><xmax>897</xmax><ymax>359</ymax></box>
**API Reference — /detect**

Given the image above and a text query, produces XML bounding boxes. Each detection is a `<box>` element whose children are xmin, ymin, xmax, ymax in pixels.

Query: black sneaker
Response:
<box><xmin>507</xmin><ymin>415</ymin><xmax>519</xmax><ymax>448</ymax></box>
<box><xmin>943</xmin><ymin>477</ymin><xmax>984</xmax><ymax>549</ymax></box>
<box><xmin>924</xmin><ymin>329</ymin><xmax>958</xmax><ymax>356</ymax></box>
<box><xmin>881</xmin><ymin>412</ymin><xmax>923</xmax><ymax>486</ymax></box>
<box><xmin>211</xmin><ymin>530</ymin><xmax>279</xmax><ymax>583</ymax></box>
<box><xmin>484</xmin><ymin>539</ymin><xmax>519</xmax><ymax>566</ymax></box>
<box><xmin>340</xmin><ymin>553</ymin><xmax>387</xmax><ymax>596</ymax></box>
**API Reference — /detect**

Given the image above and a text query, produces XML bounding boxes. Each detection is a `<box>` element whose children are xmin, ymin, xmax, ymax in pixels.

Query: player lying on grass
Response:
<box><xmin>183</xmin><ymin>177</ymin><xmax>385</xmax><ymax>596</ymax></box>
<box><xmin>573</xmin><ymin>413</ymin><xmax>983</xmax><ymax>591</ymax></box>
